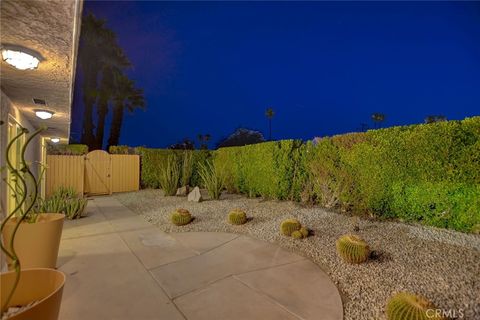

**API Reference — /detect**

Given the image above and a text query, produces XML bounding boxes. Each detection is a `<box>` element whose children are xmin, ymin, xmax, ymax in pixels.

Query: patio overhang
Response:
<box><xmin>0</xmin><ymin>0</ymin><xmax>83</xmax><ymax>141</ymax></box>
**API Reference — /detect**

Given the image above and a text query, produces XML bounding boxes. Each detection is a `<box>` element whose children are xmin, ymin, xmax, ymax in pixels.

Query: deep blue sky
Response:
<box><xmin>71</xmin><ymin>1</ymin><xmax>480</xmax><ymax>149</ymax></box>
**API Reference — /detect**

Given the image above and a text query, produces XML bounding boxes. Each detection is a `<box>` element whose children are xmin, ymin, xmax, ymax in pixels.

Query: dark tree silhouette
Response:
<box><xmin>371</xmin><ymin>113</ymin><xmax>386</xmax><ymax>128</ymax></box>
<box><xmin>217</xmin><ymin>128</ymin><xmax>265</xmax><ymax>148</ymax></box>
<box><xmin>424</xmin><ymin>115</ymin><xmax>447</xmax><ymax>124</ymax></box>
<box><xmin>265</xmin><ymin>108</ymin><xmax>275</xmax><ymax>140</ymax></box>
<box><xmin>107</xmin><ymin>75</ymin><xmax>145</xmax><ymax>150</ymax></box>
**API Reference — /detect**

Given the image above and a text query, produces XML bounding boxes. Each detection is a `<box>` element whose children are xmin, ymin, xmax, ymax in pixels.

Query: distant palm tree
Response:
<box><xmin>107</xmin><ymin>75</ymin><xmax>145</xmax><ymax>150</ymax></box>
<box><xmin>265</xmin><ymin>108</ymin><xmax>275</xmax><ymax>140</ymax></box>
<box><xmin>197</xmin><ymin>133</ymin><xmax>211</xmax><ymax>150</ymax></box>
<box><xmin>371</xmin><ymin>113</ymin><xmax>386</xmax><ymax>129</ymax></box>
<box><xmin>424</xmin><ymin>115</ymin><xmax>447</xmax><ymax>124</ymax></box>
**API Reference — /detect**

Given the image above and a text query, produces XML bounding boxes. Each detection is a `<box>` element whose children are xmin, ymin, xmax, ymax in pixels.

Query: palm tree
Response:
<box><xmin>371</xmin><ymin>113</ymin><xmax>386</xmax><ymax>129</ymax></box>
<box><xmin>197</xmin><ymin>133</ymin><xmax>211</xmax><ymax>150</ymax></box>
<box><xmin>95</xmin><ymin>47</ymin><xmax>130</xmax><ymax>149</ymax></box>
<box><xmin>107</xmin><ymin>75</ymin><xmax>145</xmax><ymax>150</ymax></box>
<box><xmin>265</xmin><ymin>108</ymin><xmax>275</xmax><ymax>140</ymax></box>
<box><xmin>78</xmin><ymin>13</ymin><xmax>105</xmax><ymax>147</ymax></box>
<box><xmin>78</xmin><ymin>12</ymin><xmax>132</xmax><ymax>150</ymax></box>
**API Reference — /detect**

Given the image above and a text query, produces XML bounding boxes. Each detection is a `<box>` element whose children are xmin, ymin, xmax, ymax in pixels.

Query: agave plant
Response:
<box><xmin>159</xmin><ymin>155</ymin><xmax>180</xmax><ymax>196</ymax></box>
<box><xmin>198</xmin><ymin>161</ymin><xmax>225</xmax><ymax>200</ymax></box>
<box><xmin>63</xmin><ymin>198</ymin><xmax>88</xmax><ymax>220</ymax></box>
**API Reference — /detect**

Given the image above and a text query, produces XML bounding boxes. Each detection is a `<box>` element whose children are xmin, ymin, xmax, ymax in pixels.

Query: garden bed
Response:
<box><xmin>115</xmin><ymin>189</ymin><xmax>480</xmax><ymax>320</ymax></box>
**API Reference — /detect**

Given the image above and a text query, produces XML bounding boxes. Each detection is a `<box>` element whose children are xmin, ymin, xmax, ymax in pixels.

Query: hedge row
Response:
<box><xmin>47</xmin><ymin>144</ymin><xmax>88</xmax><ymax>155</ymax></box>
<box><xmin>118</xmin><ymin>117</ymin><xmax>480</xmax><ymax>232</ymax></box>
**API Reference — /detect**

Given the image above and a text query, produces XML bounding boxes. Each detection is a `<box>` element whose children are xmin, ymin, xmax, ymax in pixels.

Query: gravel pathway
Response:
<box><xmin>115</xmin><ymin>189</ymin><xmax>480</xmax><ymax>320</ymax></box>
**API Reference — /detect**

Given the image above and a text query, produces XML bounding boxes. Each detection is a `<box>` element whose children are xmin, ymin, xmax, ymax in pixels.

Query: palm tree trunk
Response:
<box><xmin>95</xmin><ymin>96</ymin><xmax>109</xmax><ymax>150</ymax></box>
<box><xmin>107</xmin><ymin>101</ymin><xmax>124</xmax><ymax>150</ymax></box>
<box><xmin>269</xmin><ymin>119</ymin><xmax>272</xmax><ymax>140</ymax></box>
<box><xmin>81</xmin><ymin>71</ymin><xmax>97</xmax><ymax>147</ymax></box>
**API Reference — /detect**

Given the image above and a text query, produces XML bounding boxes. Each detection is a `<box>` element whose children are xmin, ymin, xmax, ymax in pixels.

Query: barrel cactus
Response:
<box><xmin>280</xmin><ymin>218</ymin><xmax>302</xmax><ymax>236</ymax></box>
<box><xmin>228</xmin><ymin>209</ymin><xmax>247</xmax><ymax>225</ymax></box>
<box><xmin>291</xmin><ymin>230</ymin><xmax>304</xmax><ymax>239</ymax></box>
<box><xmin>336</xmin><ymin>234</ymin><xmax>370</xmax><ymax>264</ymax></box>
<box><xmin>171</xmin><ymin>208</ymin><xmax>193</xmax><ymax>226</ymax></box>
<box><xmin>386</xmin><ymin>292</ymin><xmax>443</xmax><ymax>320</ymax></box>
<box><xmin>299</xmin><ymin>227</ymin><xmax>309</xmax><ymax>238</ymax></box>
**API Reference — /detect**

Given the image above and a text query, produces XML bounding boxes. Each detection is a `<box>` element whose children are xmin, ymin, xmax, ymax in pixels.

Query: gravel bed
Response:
<box><xmin>115</xmin><ymin>189</ymin><xmax>480</xmax><ymax>320</ymax></box>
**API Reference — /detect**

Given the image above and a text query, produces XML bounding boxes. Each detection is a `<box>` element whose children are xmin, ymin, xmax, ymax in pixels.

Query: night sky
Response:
<box><xmin>70</xmin><ymin>1</ymin><xmax>480</xmax><ymax>149</ymax></box>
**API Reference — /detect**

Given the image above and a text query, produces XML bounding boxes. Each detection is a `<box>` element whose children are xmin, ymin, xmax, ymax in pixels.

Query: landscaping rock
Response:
<box><xmin>176</xmin><ymin>186</ymin><xmax>189</xmax><ymax>197</ymax></box>
<box><xmin>187</xmin><ymin>187</ymin><xmax>202</xmax><ymax>202</ymax></box>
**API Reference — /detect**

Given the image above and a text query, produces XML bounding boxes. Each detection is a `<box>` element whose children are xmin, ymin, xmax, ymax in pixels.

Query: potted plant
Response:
<box><xmin>1</xmin><ymin>125</ymin><xmax>65</xmax><ymax>320</ymax></box>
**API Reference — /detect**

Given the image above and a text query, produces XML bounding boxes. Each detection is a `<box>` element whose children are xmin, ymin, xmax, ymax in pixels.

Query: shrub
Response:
<box><xmin>198</xmin><ymin>161</ymin><xmax>225</xmax><ymax>199</ymax></box>
<box><xmin>37</xmin><ymin>186</ymin><xmax>87</xmax><ymax>220</ymax></box>
<box><xmin>336</xmin><ymin>234</ymin><xmax>370</xmax><ymax>264</ymax></box>
<box><xmin>47</xmin><ymin>144</ymin><xmax>88</xmax><ymax>155</ymax></box>
<box><xmin>109</xmin><ymin>145</ymin><xmax>135</xmax><ymax>154</ymax></box>
<box><xmin>171</xmin><ymin>208</ymin><xmax>193</xmax><ymax>226</ymax></box>
<box><xmin>228</xmin><ymin>209</ymin><xmax>247</xmax><ymax>225</ymax></box>
<box><xmin>158</xmin><ymin>155</ymin><xmax>180</xmax><ymax>196</ymax></box>
<box><xmin>63</xmin><ymin>198</ymin><xmax>88</xmax><ymax>219</ymax></box>
<box><xmin>386</xmin><ymin>292</ymin><xmax>443</xmax><ymax>320</ymax></box>
<box><xmin>181</xmin><ymin>151</ymin><xmax>194</xmax><ymax>187</ymax></box>
<box><xmin>280</xmin><ymin>218</ymin><xmax>301</xmax><ymax>236</ymax></box>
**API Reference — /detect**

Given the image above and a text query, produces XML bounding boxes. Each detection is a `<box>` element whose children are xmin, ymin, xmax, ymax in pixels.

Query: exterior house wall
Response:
<box><xmin>0</xmin><ymin>89</ymin><xmax>42</xmax><ymax>218</ymax></box>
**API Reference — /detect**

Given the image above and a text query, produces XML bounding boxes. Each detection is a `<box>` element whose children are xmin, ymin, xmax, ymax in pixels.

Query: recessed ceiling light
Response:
<box><xmin>50</xmin><ymin>138</ymin><xmax>60</xmax><ymax>143</ymax></box>
<box><xmin>35</xmin><ymin>110</ymin><xmax>54</xmax><ymax>120</ymax></box>
<box><xmin>1</xmin><ymin>45</ymin><xmax>42</xmax><ymax>70</ymax></box>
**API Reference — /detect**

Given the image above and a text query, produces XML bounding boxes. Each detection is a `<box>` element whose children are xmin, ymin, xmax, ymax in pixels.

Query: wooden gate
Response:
<box><xmin>46</xmin><ymin>151</ymin><xmax>140</xmax><ymax>196</ymax></box>
<box><xmin>85</xmin><ymin>150</ymin><xmax>112</xmax><ymax>195</ymax></box>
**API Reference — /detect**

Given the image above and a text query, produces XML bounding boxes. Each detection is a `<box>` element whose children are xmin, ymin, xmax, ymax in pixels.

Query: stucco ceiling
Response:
<box><xmin>0</xmin><ymin>0</ymin><xmax>83</xmax><ymax>140</ymax></box>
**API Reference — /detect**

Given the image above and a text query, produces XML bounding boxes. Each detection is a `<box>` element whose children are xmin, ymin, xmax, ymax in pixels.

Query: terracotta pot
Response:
<box><xmin>1</xmin><ymin>268</ymin><xmax>65</xmax><ymax>320</ymax></box>
<box><xmin>2</xmin><ymin>214</ymin><xmax>65</xmax><ymax>269</ymax></box>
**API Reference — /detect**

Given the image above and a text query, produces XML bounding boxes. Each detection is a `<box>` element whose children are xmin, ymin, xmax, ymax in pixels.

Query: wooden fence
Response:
<box><xmin>45</xmin><ymin>151</ymin><xmax>140</xmax><ymax>197</ymax></box>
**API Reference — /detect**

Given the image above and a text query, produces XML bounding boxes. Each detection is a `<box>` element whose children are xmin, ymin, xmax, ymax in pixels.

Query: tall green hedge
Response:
<box><xmin>124</xmin><ymin>116</ymin><xmax>480</xmax><ymax>232</ymax></box>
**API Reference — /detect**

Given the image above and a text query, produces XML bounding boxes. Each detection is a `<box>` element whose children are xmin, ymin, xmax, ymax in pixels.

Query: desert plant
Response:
<box><xmin>280</xmin><ymin>218</ymin><xmax>301</xmax><ymax>236</ymax></box>
<box><xmin>198</xmin><ymin>161</ymin><xmax>225</xmax><ymax>199</ymax></box>
<box><xmin>159</xmin><ymin>155</ymin><xmax>180</xmax><ymax>196</ymax></box>
<box><xmin>171</xmin><ymin>208</ymin><xmax>193</xmax><ymax>226</ymax></box>
<box><xmin>386</xmin><ymin>292</ymin><xmax>443</xmax><ymax>320</ymax></box>
<box><xmin>336</xmin><ymin>234</ymin><xmax>370</xmax><ymax>264</ymax></box>
<box><xmin>37</xmin><ymin>197</ymin><xmax>65</xmax><ymax>213</ymax></box>
<box><xmin>228</xmin><ymin>209</ymin><xmax>247</xmax><ymax>225</ymax></box>
<box><xmin>291</xmin><ymin>230</ymin><xmax>304</xmax><ymax>239</ymax></box>
<box><xmin>299</xmin><ymin>227</ymin><xmax>309</xmax><ymax>238</ymax></box>
<box><xmin>64</xmin><ymin>198</ymin><xmax>88</xmax><ymax>219</ymax></box>
<box><xmin>52</xmin><ymin>186</ymin><xmax>78</xmax><ymax>199</ymax></box>
<box><xmin>181</xmin><ymin>150</ymin><xmax>194</xmax><ymax>187</ymax></box>
<box><xmin>0</xmin><ymin>125</ymin><xmax>44</xmax><ymax>312</ymax></box>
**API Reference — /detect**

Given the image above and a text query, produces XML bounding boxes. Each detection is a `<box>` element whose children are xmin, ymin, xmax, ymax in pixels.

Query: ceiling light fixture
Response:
<box><xmin>35</xmin><ymin>110</ymin><xmax>54</xmax><ymax>120</ymax></box>
<box><xmin>1</xmin><ymin>44</ymin><xmax>42</xmax><ymax>70</ymax></box>
<box><xmin>50</xmin><ymin>138</ymin><xmax>60</xmax><ymax>143</ymax></box>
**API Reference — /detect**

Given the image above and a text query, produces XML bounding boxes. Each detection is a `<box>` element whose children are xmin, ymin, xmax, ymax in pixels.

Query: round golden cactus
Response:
<box><xmin>299</xmin><ymin>227</ymin><xmax>309</xmax><ymax>238</ymax></box>
<box><xmin>228</xmin><ymin>209</ymin><xmax>247</xmax><ymax>225</ymax></box>
<box><xmin>291</xmin><ymin>230</ymin><xmax>304</xmax><ymax>239</ymax></box>
<box><xmin>280</xmin><ymin>218</ymin><xmax>302</xmax><ymax>236</ymax></box>
<box><xmin>336</xmin><ymin>234</ymin><xmax>370</xmax><ymax>264</ymax></box>
<box><xmin>386</xmin><ymin>292</ymin><xmax>444</xmax><ymax>320</ymax></box>
<box><xmin>171</xmin><ymin>208</ymin><xmax>193</xmax><ymax>226</ymax></box>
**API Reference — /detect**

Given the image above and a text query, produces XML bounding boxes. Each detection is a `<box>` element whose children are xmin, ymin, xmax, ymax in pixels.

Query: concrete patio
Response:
<box><xmin>58</xmin><ymin>196</ymin><xmax>343</xmax><ymax>320</ymax></box>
